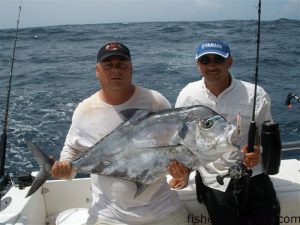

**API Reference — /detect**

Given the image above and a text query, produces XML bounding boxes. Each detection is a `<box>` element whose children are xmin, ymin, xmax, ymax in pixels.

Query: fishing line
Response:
<box><xmin>0</xmin><ymin>0</ymin><xmax>23</xmax><ymax>196</ymax></box>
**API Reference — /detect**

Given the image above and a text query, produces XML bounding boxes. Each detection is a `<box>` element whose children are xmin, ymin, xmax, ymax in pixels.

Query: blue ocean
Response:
<box><xmin>0</xmin><ymin>19</ymin><xmax>299</xmax><ymax>176</ymax></box>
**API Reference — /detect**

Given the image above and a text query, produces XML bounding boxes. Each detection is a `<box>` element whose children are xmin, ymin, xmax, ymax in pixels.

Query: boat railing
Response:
<box><xmin>282</xmin><ymin>141</ymin><xmax>300</xmax><ymax>152</ymax></box>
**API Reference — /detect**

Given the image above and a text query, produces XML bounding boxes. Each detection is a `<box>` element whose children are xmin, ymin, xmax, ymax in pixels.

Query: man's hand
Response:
<box><xmin>241</xmin><ymin>144</ymin><xmax>260</xmax><ymax>169</ymax></box>
<box><xmin>167</xmin><ymin>160</ymin><xmax>190</xmax><ymax>189</ymax></box>
<box><xmin>52</xmin><ymin>160</ymin><xmax>73</xmax><ymax>179</ymax></box>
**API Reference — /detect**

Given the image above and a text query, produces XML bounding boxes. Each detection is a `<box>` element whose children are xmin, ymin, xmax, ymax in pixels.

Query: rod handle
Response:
<box><xmin>247</xmin><ymin>121</ymin><xmax>257</xmax><ymax>153</ymax></box>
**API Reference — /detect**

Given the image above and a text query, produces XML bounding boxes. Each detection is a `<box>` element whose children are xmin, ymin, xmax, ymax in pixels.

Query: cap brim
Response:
<box><xmin>195</xmin><ymin>51</ymin><xmax>229</xmax><ymax>59</ymax></box>
<box><xmin>98</xmin><ymin>53</ymin><xmax>131</xmax><ymax>62</ymax></box>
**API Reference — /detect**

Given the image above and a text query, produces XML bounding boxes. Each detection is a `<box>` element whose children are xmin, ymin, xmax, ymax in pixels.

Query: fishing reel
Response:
<box><xmin>0</xmin><ymin>173</ymin><xmax>33</xmax><ymax>194</ymax></box>
<box><xmin>0</xmin><ymin>174</ymin><xmax>11</xmax><ymax>193</ymax></box>
<box><xmin>286</xmin><ymin>92</ymin><xmax>300</xmax><ymax>108</ymax></box>
<box><xmin>216</xmin><ymin>160</ymin><xmax>252</xmax><ymax>185</ymax></box>
<box><xmin>217</xmin><ymin>120</ymin><xmax>282</xmax><ymax>185</ymax></box>
<box><xmin>0</xmin><ymin>174</ymin><xmax>12</xmax><ymax>205</ymax></box>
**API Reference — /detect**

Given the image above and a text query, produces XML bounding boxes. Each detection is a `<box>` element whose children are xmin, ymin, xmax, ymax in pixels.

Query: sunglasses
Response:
<box><xmin>198</xmin><ymin>55</ymin><xmax>226</xmax><ymax>65</ymax></box>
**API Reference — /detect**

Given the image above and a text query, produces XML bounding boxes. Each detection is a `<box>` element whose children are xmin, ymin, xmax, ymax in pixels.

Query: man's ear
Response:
<box><xmin>228</xmin><ymin>56</ymin><xmax>233</xmax><ymax>68</ymax></box>
<box><xmin>96</xmin><ymin>63</ymin><xmax>100</xmax><ymax>79</ymax></box>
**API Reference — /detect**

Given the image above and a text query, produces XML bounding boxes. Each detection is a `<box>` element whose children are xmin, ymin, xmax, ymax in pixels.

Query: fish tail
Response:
<box><xmin>25</xmin><ymin>140</ymin><xmax>53</xmax><ymax>198</ymax></box>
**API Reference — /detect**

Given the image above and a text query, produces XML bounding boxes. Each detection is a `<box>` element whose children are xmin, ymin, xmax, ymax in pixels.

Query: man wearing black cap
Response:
<box><xmin>51</xmin><ymin>42</ymin><xmax>192</xmax><ymax>225</ymax></box>
<box><xmin>169</xmin><ymin>40</ymin><xmax>280</xmax><ymax>225</ymax></box>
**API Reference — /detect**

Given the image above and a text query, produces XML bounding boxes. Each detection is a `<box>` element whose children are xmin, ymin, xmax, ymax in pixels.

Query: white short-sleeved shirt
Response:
<box><xmin>60</xmin><ymin>86</ymin><xmax>181</xmax><ymax>224</ymax></box>
<box><xmin>175</xmin><ymin>76</ymin><xmax>272</xmax><ymax>191</ymax></box>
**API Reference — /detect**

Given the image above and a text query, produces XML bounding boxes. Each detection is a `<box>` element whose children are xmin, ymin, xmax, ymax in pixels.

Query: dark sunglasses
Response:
<box><xmin>198</xmin><ymin>55</ymin><xmax>226</xmax><ymax>65</ymax></box>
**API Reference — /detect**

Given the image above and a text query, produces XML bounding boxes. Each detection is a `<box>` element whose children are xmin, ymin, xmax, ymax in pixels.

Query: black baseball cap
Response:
<box><xmin>97</xmin><ymin>42</ymin><xmax>131</xmax><ymax>62</ymax></box>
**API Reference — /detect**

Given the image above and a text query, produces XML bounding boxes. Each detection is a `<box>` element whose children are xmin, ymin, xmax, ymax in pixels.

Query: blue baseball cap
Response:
<box><xmin>195</xmin><ymin>40</ymin><xmax>230</xmax><ymax>59</ymax></box>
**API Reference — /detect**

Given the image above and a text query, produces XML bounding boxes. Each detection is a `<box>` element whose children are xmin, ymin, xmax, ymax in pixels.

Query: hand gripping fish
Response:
<box><xmin>25</xmin><ymin>105</ymin><xmax>239</xmax><ymax>198</ymax></box>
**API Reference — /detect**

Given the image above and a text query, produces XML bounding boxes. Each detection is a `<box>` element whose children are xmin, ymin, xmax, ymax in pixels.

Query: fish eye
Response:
<box><xmin>203</xmin><ymin>119</ymin><xmax>213</xmax><ymax>129</ymax></box>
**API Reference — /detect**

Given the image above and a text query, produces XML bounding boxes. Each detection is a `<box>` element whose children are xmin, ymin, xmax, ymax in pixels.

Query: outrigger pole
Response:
<box><xmin>0</xmin><ymin>0</ymin><xmax>23</xmax><ymax>198</ymax></box>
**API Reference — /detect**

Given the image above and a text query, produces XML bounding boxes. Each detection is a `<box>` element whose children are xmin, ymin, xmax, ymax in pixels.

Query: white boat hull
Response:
<box><xmin>1</xmin><ymin>159</ymin><xmax>300</xmax><ymax>225</ymax></box>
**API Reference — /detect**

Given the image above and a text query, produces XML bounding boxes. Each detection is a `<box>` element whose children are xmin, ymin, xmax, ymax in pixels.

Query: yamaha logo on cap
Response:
<box><xmin>195</xmin><ymin>40</ymin><xmax>230</xmax><ymax>59</ymax></box>
<box><xmin>201</xmin><ymin>42</ymin><xmax>223</xmax><ymax>50</ymax></box>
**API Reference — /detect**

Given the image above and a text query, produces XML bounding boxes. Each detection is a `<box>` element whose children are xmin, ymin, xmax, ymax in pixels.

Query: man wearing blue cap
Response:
<box><xmin>169</xmin><ymin>40</ymin><xmax>280</xmax><ymax>225</ymax></box>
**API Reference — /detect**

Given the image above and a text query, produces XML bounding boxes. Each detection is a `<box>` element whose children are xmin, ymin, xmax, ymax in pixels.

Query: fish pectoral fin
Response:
<box><xmin>134</xmin><ymin>182</ymin><xmax>149</xmax><ymax>198</ymax></box>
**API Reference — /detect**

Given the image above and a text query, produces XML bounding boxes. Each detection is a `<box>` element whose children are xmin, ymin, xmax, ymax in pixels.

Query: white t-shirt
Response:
<box><xmin>60</xmin><ymin>86</ymin><xmax>181</xmax><ymax>224</ymax></box>
<box><xmin>175</xmin><ymin>76</ymin><xmax>272</xmax><ymax>191</ymax></box>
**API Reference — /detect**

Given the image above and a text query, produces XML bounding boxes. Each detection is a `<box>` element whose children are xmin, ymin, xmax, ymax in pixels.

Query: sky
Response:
<box><xmin>0</xmin><ymin>0</ymin><xmax>299</xmax><ymax>30</ymax></box>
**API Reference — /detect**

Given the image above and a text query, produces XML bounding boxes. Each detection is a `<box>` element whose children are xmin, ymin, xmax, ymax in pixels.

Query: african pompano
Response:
<box><xmin>25</xmin><ymin>105</ymin><xmax>239</xmax><ymax>197</ymax></box>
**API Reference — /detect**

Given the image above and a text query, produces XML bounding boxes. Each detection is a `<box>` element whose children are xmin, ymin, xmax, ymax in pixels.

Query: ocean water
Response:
<box><xmin>0</xmin><ymin>19</ymin><xmax>299</xmax><ymax>175</ymax></box>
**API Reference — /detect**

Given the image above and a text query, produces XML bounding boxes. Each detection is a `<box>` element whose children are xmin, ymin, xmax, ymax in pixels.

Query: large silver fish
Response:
<box><xmin>25</xmin><ymin>105</ymin><xmax>239</xmax><ymax>197</ymax></box>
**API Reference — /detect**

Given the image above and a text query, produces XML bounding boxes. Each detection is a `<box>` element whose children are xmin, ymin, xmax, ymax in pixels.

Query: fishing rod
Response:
<box><xmin>217</xmin><ymin>0</ymin><xmax>281</xmax><ymax>185</ymax></box>
<box><xmin>240</xmin><ymin>1</ymin><xmax>281</xmax><ymax>216</ymax></box>
<box><xmin>286</xmin><ymin>92</ymin><xmax>300</xmax><ymax>108</ymax></box>
<box><xmin>247</xmin><ymin>0</ymin><xmax>261</xmax><ymax>153</ymax></box>
<box><xmin>0</xmin><ymin>0</ymin><xmax>23</xmax><ymax>199</ymax></box>
<box><xmin>216</xmin><ymin>1</ymin><xmax>263</xmax><ymax>186</ymax></box>
<box><xmin>247</xmin><ymin>0</ymin><xmax>281</xmax><ymax>176</ymax></box>
<box><xmin>219</xmin><ymin>0</ymin><xmax>263</xmax><ymax>184</ymax></box>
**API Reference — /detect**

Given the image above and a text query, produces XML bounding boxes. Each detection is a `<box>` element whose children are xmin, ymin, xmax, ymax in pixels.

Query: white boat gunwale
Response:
<box><xmin>1</xmin><ymin>158</ymin><xmax>300</xmax><ymax>225</ymax></box>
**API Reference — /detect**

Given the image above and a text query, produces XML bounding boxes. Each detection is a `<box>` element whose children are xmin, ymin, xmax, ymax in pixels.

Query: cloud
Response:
<box><xmin>282</xmin><ymin>0</ymin><xmax>300</xmax><ymax>18</ymax></box>
<box><xmin>1</xmin><ymin>0</ymin><xmax>299</xmax><ymax>29</ymax></box>
<box><xmin>193</xmin><ymin>0</ymin><xmax>222</xmax><ymax>10</ymax></box>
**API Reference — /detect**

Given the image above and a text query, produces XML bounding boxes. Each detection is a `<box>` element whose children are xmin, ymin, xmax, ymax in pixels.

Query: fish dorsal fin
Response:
<box><xmin>120</xmin><ymin>108</ymin><xmax>154</xmax><ymax>124</ymax></box>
